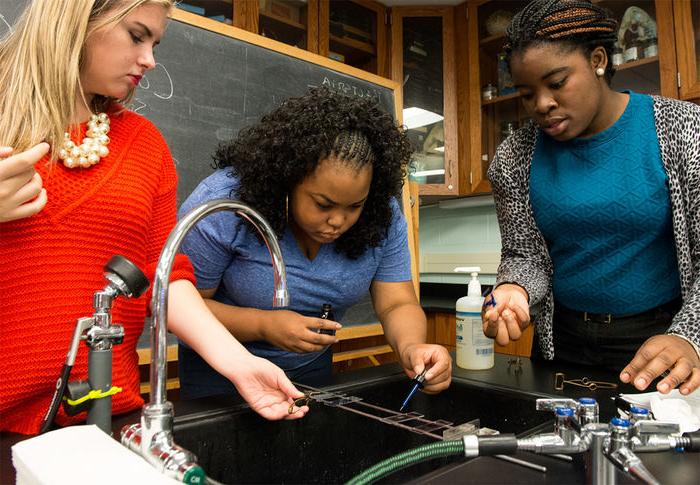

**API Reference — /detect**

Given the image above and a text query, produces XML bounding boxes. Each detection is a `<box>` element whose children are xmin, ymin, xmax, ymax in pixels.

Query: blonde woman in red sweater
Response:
<box><xmin>0</xmin><ymin>0</ymin><xmax>308</xmax><ymax>435</ymax></box>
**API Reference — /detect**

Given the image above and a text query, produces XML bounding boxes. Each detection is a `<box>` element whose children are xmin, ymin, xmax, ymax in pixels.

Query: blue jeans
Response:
<box><xmin>178</xmin><ymin>345</ymin><xmax>333</xmax><ymax>400</ymax></box>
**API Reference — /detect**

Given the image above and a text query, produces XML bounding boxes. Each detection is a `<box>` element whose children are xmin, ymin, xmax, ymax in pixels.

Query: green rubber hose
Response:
<box><xmin>345</xmin><ymin>439</ymin><xmax>465</xmax><ymax>485</ymax></box>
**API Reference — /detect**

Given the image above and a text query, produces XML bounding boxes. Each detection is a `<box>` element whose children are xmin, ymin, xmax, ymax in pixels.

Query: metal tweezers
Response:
<box><xmin>554</xmin><ymin>372</ymin><xmax>618</xmax><ymax>391</ymax></box>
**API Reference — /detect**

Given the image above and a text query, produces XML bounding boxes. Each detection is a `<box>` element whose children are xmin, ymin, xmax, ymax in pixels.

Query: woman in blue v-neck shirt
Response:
<box><xmin>482</xmin><ymin>0</ymin><xmax>700</xmax><ymax>396</ymax></box>
<box><xmin>178</xmin><ymin>87</ymin><xmax>452</xmax><ymax>400</ymax></box>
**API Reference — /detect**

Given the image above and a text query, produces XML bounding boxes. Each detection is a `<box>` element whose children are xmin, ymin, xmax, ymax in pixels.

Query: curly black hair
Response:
<box><xmin>213</xmin><ymin>87</ymin><xmax>412</xmax><ymax>259</ymax></box>
<box><xmin>504</xmin><ymin>0</ymin><xmax>619</xmax><ymax>84</ymax></box>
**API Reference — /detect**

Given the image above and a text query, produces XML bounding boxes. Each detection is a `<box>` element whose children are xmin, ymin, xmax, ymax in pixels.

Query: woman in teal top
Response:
<box><xmin>482</xmin><ymin>0</ymin><xmax>700</xmax><ymax>396</ymax></box>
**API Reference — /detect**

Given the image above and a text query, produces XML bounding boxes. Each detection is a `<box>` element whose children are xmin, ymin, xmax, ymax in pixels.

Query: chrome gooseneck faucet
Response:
<box><xmin>122</xmin><ymin>199</ymin><xmax>289</xmax><ymax>483</ymax></box>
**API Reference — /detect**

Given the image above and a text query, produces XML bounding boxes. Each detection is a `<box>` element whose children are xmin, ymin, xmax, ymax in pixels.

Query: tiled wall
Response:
<box><xmin>419</xmin><ymin>203</ymin><xmax>502</xmax><ymax>284</ymax></box>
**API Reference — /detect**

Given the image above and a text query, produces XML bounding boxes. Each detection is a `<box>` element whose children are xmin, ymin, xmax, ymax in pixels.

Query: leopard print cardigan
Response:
<box><xmin>488</xmin><ymin>95</ymin><xmax>700</xmax><ymax>360</ymax></box>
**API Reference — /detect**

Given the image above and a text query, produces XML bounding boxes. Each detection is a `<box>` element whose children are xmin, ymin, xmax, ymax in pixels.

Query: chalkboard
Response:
<box><xmin>1</xmin><ymin>2</ymin><xmax>398</xmax><ymax>205</ymax></box>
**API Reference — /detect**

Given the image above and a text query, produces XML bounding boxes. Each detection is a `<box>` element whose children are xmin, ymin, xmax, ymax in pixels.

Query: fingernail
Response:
<box><xmin>635</xmin><ymin>377</ymin><xmax>646</xmax><ymax>388</ymax></box>
<box><xmin>620</xmin><ymin>372</ymin><xmax>630</xmax><ymax>382</ymax></box>
<box><xmin>659</xmin><ymin>382</ymin><xmax>669</xmax><ymax>393</ymax></box>
<box><xmin>680</xmin><ymin>387</ymin><xmax>689</xmax><ymax>395</ymax></box>
<box><xmin>502</xmin><ymin>309</ymin><xmax>511</xmax><ymax>317</ymax></box>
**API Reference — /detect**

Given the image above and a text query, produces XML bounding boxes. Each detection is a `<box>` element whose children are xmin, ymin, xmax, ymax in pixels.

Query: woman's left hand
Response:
<box><xmin>230</xmin><ymin>354</ymin><xmax>310</xmax><ymax>420</ymax></box>
<box><xmin>400</xmin><ymin>344</ymin><xmax>452</xmax><ymax>393</ymax></box>
<box><xmin>620</xmin><ymin>334</ymin><xmax>700</xmax><ymax>395</ymax></box>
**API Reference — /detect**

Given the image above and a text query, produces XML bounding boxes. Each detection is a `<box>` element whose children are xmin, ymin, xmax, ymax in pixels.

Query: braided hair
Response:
<box><xmin>504</xmin><ymin>0</ymin><xmax>619</xmax><ymax>83</ymax></box>
<box><xmin>332</xmin><ymin>130</ymin><xmax>376</xmax><ymax>170</ymax></box>
<box><xmin>214</xmin><ymin>87</ymin><xmax>411</xmax><ymax>259</ymax></box>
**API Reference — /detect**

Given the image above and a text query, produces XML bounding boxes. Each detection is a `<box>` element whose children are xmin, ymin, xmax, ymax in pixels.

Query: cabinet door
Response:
<box><xmin>318</xmin><ymin>0</ymin><xmax>387</xmax><ymax>75</ymax></box>
<box><xmin>467</xmin><ymin>0</ymin><xmax>679</xmax><ymax>195</ymax></box>
<box><xmin>257</xmin><ymin>0</ymin><xmax>317</xmax><ymax>51</ymax></box>
<box><xmin>674</xmin><ymin>0</ymin><xmax>700</xmax><ymax>100</ymax></box>
<box><xmin>392</xmin><ymin>7</ymin><xmax>460</xmax><ymax>196</ymax></box>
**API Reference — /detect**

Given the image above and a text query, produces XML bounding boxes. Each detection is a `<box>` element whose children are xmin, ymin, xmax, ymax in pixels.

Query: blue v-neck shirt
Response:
<box><xmin>530</xmin><ymin>91</ymin><xmax>680</xmax><ymax>314</ymax></box>
<box><xmin>178</xmin><ymin>168</ymin><xmax>411</xmax><ymax>374</ymax></box>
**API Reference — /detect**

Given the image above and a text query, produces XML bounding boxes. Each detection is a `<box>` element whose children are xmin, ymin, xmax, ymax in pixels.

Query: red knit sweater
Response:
<box><xmin>0</xmin><ymin>109</ymin><xmax>195</xmax><ymax>435</ymax></box>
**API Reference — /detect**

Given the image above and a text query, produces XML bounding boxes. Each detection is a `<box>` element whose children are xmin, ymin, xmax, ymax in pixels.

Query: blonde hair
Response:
<box><xmin>0</xmin><ymin>0</ymin><xmax>172</xmax><ymax>160</ymax></box>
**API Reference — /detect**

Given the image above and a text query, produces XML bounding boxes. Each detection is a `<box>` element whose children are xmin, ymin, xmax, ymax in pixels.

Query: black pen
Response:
<box><xmin>399</xmin><ymin>368</ymin><xmax>428</xmax><ymax>412</ymax></box>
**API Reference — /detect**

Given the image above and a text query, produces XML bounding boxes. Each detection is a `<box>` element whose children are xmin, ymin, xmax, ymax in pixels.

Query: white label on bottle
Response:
<box><xmin>457</xmin><ymin>311</ymin><xmax>492</xmax><ymax>350</ymax></box>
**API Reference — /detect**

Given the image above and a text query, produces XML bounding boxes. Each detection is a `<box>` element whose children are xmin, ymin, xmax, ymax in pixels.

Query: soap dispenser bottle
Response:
<box><xmin>454</xmin><ymin>267</ymin><xmax>494</xmax><ymax>370</ymax></box>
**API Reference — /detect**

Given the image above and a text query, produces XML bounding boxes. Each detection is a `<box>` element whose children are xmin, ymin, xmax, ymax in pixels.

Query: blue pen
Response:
<box><xmin>399</xmin><ymin>368</ymin><xmax>428</xmax><ymax>412</ymax></box>
<box><xmin>484</xmin><ymin>293</ymin><xmax>497</xmax><ymax>308</ymax></box>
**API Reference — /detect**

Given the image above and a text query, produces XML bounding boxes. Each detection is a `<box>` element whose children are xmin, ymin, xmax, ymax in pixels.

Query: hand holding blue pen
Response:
<box><xmin>399</xmin><ymin>367</ymin><xmax>429</xmax><ymax>412</ymax></box>
<box><xmin>481</xmin><ymin>285</ymin><xmax>531</xmax><ymax>346</ymax></box>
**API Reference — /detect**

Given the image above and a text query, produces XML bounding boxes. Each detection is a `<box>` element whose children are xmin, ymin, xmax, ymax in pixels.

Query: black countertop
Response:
<box><xmin>2</xmin><ymin>355</ymin><xmax>698</xmax><ymax>483</ymax></box>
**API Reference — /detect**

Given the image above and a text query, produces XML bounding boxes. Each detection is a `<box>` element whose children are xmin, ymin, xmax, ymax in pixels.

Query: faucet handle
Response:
<box><xmin>104</xmin><ymin>255</ymin><xmax>150</xmax><ymax>298</ymax></box>
<box><xmin>536</xmin><ymin>398</ymin><xmax>578</xmax><ymax>412</ymax></box>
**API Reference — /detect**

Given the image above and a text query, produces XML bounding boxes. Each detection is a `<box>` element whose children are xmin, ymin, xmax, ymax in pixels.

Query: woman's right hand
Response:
<box><xmin>0</xmin><ymin>143</ymin><xmax>50</xmax><ymax>223</ymax></box>
<box><xmin>262</xmin><ymin>309</ymin><xmax>341</xmax><ymax>353</ymax></box>
<box><xmin>482</xmin><ymin>284</ymin><xmax>531</xmax><ymax>346</ymax></box>
<box><xmin>230</xmin><ymin>354</ymin><xmax>309</xmax><ymax>420</ymax></box>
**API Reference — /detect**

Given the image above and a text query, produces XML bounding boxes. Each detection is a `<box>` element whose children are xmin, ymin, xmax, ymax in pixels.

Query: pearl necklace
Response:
<box><xmin>58</xmin><ymin>112</ymin><xmax>110</xmax><ymax>168</ymax></box>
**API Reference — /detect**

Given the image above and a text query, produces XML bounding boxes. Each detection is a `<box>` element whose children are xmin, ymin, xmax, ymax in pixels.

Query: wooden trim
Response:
<box><xmin>172</xmin><ymin>8</ymin><xmax>398</xmax><ymax>90</ymax></box>
<box><xmin>409</xmin><ymin>181</ymin><xmax>420</xmax><ymax>298</ymax></box>
<box><xmin>466</xmin><ymin>1</ymin><xmax>491</xmax><ymax>194</ymax></box>
<box><xmin>337</xmin><ymin>323</ymin><xmax>384</xmax><ymax>340</ymax></box>
<box><xmin>656</xmin><ymin>0</ymin><xmax>679</xmax><ymax>99</ymax></box>
<box><xmin>318</xmin><ymin>0</ymin><xmax>329</xmax><ymax>57</ymax></box>
<box><xmin>307</xmin><ymin>0</ymin><xmax>319</xmax><ymax>54</ymax></box>
<box><xmin>332</xmin><ymin>344</ymin><xmax>394</xmax><ymax>363</ymax></box>
<box><xmin>455</xmin><ymin>1</ymin><xmax>470</xmax><ymax>196</ymax></box>
<box><xmin>233</xmin><ymin>0</ymin><xmax>257</xmax><ymax>32</ymax></box>
<box><xmin>673</xmin><ymin>0</ymin><xmax>700</xmax><ymax>99</ymax></box>
<box><xmin>137</xmin><ymin>344</ymin><xmax>178</xmax><ymax>366</ymax></box>
<box><xmin>140</xmin><ymin>377</ymin><xmax>180</xmax><ymax>396</ymax></box>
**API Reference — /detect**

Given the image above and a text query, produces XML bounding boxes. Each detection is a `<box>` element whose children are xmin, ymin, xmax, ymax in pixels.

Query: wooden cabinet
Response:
<box><xmin>177</xmin><ymin>1</ymin><xmax>387</xmax><ymax>75</ymax></box>
<box><xmin>426</xmin><ymin>310</ymin><xmax>534</xmax><ymax>358</ymax></box>
<box><xmin>465</xmin><ymin>0</ymin><xmax>681</xmax><ymax>195</ymax></box>
<box><xmin>674</xmin><ymin>0</ymin><xmax>700</xmax><ymax>100</ymax></box>
<box><xmin>391</xmin><ymin>7</ymin><xmax>462</xmax><ymax>196</ymax></box>
<box><xmin>319</xmin><ymin>0</ymin><xmax>388</xmax><ymax>76</ymax></box>
<box><xmin>256</xmin><ymin>0</ymin><xmax>317</xmax><ymax>51</ymax></box>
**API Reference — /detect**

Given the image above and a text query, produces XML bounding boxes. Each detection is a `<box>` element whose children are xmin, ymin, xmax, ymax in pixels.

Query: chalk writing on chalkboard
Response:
<box><xmin>133</xmin><ymin>63</ymin><xmax>174</xmax><ymax>114</ymax></box>
<box><xmin>319</xmin><ymin>76</ymin><xmax>381</xmax><ymax>103</ymax></box>
<box><xmin>0</xmin><ymin>12</ymin><xmax>13</xmax><ymax>37</ymax></box>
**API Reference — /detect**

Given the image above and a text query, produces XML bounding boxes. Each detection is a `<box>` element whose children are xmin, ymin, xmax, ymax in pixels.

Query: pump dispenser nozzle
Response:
<box><xmin>454</xmin><ymin>266</ymin><xmax>482</xmax><ymax>297</ymax></box>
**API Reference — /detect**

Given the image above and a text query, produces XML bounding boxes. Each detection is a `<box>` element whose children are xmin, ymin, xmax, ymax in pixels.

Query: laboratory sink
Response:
<box><xmin>172</xmin><ymin>375</ymin><xmax>553</xmax><ymax>484</ymax></box>
<box><xmin>342</xmin><ymin>374</ymin><xmax>552</xmax><ymax>434</ymax></box>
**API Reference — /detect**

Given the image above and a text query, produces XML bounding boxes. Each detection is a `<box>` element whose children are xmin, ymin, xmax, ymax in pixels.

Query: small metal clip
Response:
<box><xmin>554</xmin><ymin>372</ymin><xmax>618</xmax><ymax>391</ymax></box>
<box><xmin>507</xmin><ymin>357</ymin><xmax>523</xmax><ymax>374</ymax></box>
<box><xmin>287</xmin><ymin>391</ymin><xmax>319</xmax><ymax>414</ymax></box>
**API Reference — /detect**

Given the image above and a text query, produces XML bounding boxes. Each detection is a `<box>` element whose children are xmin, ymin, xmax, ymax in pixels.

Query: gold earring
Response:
<box><xmin>595</xmin><ymin>67</ymin><xmax>605</xmax><ymax>77</ymax></box>
<box><xmin>285</xmin><ymin>195</ymin><xmax>289</xmax><ymax>223</ymax></box>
